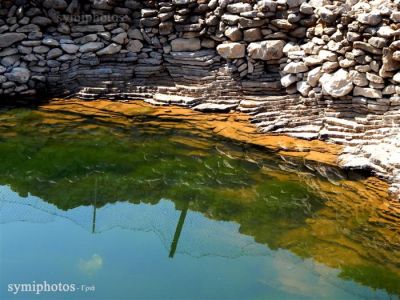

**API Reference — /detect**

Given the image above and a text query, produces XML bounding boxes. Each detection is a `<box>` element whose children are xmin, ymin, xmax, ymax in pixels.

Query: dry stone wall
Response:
<box><xmin>1</xmin><ymin>0</ymin><xmax>400</xmax><ymax>198</ymax></box>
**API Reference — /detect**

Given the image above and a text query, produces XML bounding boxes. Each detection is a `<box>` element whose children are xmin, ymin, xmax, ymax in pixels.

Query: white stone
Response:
<box><xmin>377</xmin><ymin>26</ymin><xmax>395</xmax><ymax>38</ymax></box>
<box><xmin>281</xmin><ymin>74</ymin><xmax>298</xmax><ymax>87</ymax></box>
<box><xmin>357</xmin><ymin>11</ymin><xmax>382</xmax><ymax>25</ymax></box>
<box><xmin>393</xmin><ymin>72</ymin><xmax>400</xmax><ymax>83</ymax></box>
<box><xmin>307</xmin><ymin>66</ymin><xmax>323</xmax><ymax>87</ymax></box>
<box><xmin>296</xmin><ymin>81</ymin><xmax>312</xmax><ymax>96</ymax></box>
<box><xmin>353</xmin><ymin>87</ymin><xmax>382</xmax><ymax>98</ymax></box>
<box><xmin>247</xmin><ymin>40</ymin><xmax>285</xmax><ymax>60</ymax></box>
<box><xmin>217</xmin><ymin>42</ymin><xmax>246</xmax><ymax>59</ymax></box>
<box><xmin>319</xmin><ymin>69</ymin><xmax>353</xmax><ymax>98</ymax></box>
<box><xmin>349</xmin><ymin>70</ymin><xmax>368</xmax><ymax>86</ymax></box>
<box><xmin>283</xmin><ymin>61</ymin><xmax>308</xmax><ymax>73</ymax></box>
<box><xmin>318</xmin><ymin>50</ymin><xmax>337</xmax><ymax>62</ymax></box>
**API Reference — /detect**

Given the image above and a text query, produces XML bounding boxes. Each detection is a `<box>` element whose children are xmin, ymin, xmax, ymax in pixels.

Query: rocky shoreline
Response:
<box><xmin>0</xmin><ymin>0</ymin><xmax>399</xmax><ymax>198</ymax></box>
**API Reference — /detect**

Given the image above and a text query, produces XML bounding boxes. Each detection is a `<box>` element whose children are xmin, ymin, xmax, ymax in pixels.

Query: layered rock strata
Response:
<box><xmin>0</xmin><ymin>0</ymin><xmax>400</xmax><ymax>198</ymax></box>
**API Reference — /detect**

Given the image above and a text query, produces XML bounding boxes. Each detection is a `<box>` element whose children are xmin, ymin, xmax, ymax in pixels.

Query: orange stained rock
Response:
<box><xmin>37</xmin><ymin>99</ymin><xmax>347</xmax><ymax>167</ymax></box>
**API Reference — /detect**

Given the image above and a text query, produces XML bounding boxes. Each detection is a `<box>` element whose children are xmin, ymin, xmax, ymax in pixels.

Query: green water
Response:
<box><xmin>0</xmin><ymin>107</ymin><xmax>399</xmax><ymax>300</ymax></box>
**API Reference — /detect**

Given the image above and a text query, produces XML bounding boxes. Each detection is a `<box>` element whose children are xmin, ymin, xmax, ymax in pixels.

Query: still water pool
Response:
<box><xmin>0</xmin><ymin>106</ymin><xmax>399</xmax><ymax>300</ymax></box>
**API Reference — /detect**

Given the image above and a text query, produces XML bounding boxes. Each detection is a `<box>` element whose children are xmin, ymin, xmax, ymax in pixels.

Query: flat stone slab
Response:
<box><xmin>153</xmin><ymin>93</ymin><xmax>200</xmax><ymax>106</ymax></box>
<box><xmin>193</xmin><ymin>103</ymin><xmax>237</xmax><ymax>112</ymax></box>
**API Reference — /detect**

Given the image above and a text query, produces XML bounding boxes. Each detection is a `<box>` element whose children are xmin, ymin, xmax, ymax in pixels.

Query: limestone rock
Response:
<box><xmin>217</xmin><ymin>43</ymin><xmax>245</xmax><ymax>59</ymax></box>
<box><xmin>281</xmin><ymin>74</ymin><xmax>298</xmax><ymax>87</ymax></box>
<box><xmin>225</xmin><ymin>27</ymin><xmax>242</xmax><ymax>42</ymax></box>
<box><xmin>43</xmin><ymin>0</ymin><xmax>68</xmax><ymax>10</ymax></box>
<box><xmin>296</xmin><ymin>81</ymin><xmax>311</xmax><ymax>96</ymax></box>
<box><xmin>393</xmin><ymin>72</ymin><xmax>400</xmax><ymax>83</ymax></box>
<box><xmin>47</xmin><ymin>48</ymin><xmax>63</xmax><ymax>59</ymax></box>
<box><xmin>79</xmin><ymin>42</ymin><xmax>104</xmax><ymax>53</ymax></box>
<box><xmin>353</xmin><ymin>87</ymin><xmax>382</xmax><ymax>99</ymax></box>
<box><xmin>61</xmin><ymin>43</ymin><xmax>79</xmax><ymax>54</ymax></box>
<box><xmin>112</xmin><ymin>32</ymin><xmax>128</xmax><ymax>45</ymax></box>
<box><xmin>0</xmin><ymin>33</ymin><xmax>26</xmax><ymax>48</ymax></box>
<box><xmin>247</xmin><ymin>40</ymin><xmax>285</xmax><ymax>60</ymax></box>
<box><xmin>357</xmin><ymin>11</ymin><xmax>382</xmax><ymax>25</ymax></box>
<box><xmin>349</xmin><ymin>70</ymin><xmax>368</xmax><ymax>86</ymax></box>
<box><xmin>319</xmin><ymin>69</ymin><xmax>353</xmax><ymax>98</ymax></box>
<box><xmin>97</xmin><ymin>43</ymin><xmax>121</xmax><ymax>55</ymax></box>
<box><xmin>5</xmin><ymin>67</ymin><xmax>31</xmax><ymax>84</ymax></box>
<box><xmin>227</xmin><ymin>3</ymin><xmax>252</xmax><ymax>14</ymax></box>
<box><xmin>171</xmin><ymin>38</ymin><xmax>201</xmax><ymax>52</ymax></box>
<box><xmin>284</xmin><ymin>62</ymin><xmax>308</xmax><ymax>73</ymax></box>
<box><xmin>127</xmin><ymin>40</ymin><xmax>143</xmax><ymax>52</ymax></box>
<box><xmin>307</xmin><ymin>66</ymin><xmax>323</xmax><ymax>87</ymax></box>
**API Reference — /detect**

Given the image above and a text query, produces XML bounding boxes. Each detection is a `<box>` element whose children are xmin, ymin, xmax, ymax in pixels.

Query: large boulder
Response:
<box><xmin>319</xmin><ymin>69</ymin><xmax>353</xmax><ymax>98</ymax></box>
<box><xmin>217</xmin><ymin>42</ymin><xmax>246</xmax><ymax>59</ymax></box>
<box><xmin>5</xmin><ymin>67</ymin><xmax>31</xmax><ymax>84</ymax></box>
<box><xmin>247</xmin><ymin>40</ymin><xmax>285</xmax><ymax>60</ymax></box>
<box><xmin>0</xmin><ymin>33</ymin><xmax>26</xmax><ymax>48</ymax></box>
<box><xmin>171</xmin><ymin>38</ymin><xmax>201</xmax><ymax>52</ymax></box>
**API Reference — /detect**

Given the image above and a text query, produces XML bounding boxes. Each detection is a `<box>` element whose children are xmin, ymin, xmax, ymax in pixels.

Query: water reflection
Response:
<box><xmin>0</xmin><ymin>107</ymin><xmax>399</xmax><ymax>299</ymax></box>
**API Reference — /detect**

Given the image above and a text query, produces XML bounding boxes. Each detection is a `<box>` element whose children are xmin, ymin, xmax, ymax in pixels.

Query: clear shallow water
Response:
<box><xmin>0</xmin><ymin>107</ymin><xmax>399</xmax><ymax>300</ymax></box>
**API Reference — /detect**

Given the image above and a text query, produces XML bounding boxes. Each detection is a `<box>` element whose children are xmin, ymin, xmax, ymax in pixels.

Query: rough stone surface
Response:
<box><xmin>0</xmin><ymin>0</ymin><xmax>399</xmax><ymax>198</ymax></box>
<box><xmin>320</xmin><ymin>69</ymin><xmax>353</xmax><ymax>98</ymax></box>
<box><xmin>247</xmin><ymin>40</ymin><xmax>285</xmax><ymax>60</ymax></box>
<box><xmin>171</xmin><ymin>38</ymin><xmax>201</xmax><ymax>52</ymax></box>
<box><xmin>217</xmin><ymin>43</ymin><xmax>245</xmax><ymax>59</ymax></box>
<box><xmin>5</xmin><ymin>67</ymin><xmax>31</xmax><ymax>84</ymax></box>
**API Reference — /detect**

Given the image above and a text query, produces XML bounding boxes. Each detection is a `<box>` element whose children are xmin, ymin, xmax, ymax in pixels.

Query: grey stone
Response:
<box><xmin>111</xmin><ymin>32</ymin><xmax>128</xmax><ymax>44</ymax></box>
<box><xmin>171</xmin><ymin>38</ymin><xmax>201</xmax><ymax>52</ymax></box>
<box><xmin>0</xmin><ymin>33</ymin><xmax>26</xmax><ymax>48</ymax></box>
<box><xmin>42</xmin><ymin>37</ymin><xmax>60</xmax><ymax>47</ymax></box>
<box><xmin>43</xmin><ymin>0</ymin><xmax>68</xmax><ymax>10</ymax></box>
<box><xmin>61</xmin><ymin>43</ymin><xmax>79</xmax><ymax>54</ymax></box>
<box><xmin>97</xmin><ymin>43</ymin><xmax>122</xmax><ymax>55</ymax></box>
<box><xmin>31</xmin><ymin>16</ymin><xmax>52</xmax><ymax>27</ymax></box>
<box><xmin>33</xmin><ymin>46</ymin><xmax>50</xmax><ymax>54</ymax></box>
<box><xmin>126</xmin><ymin>40</ymin><xmax>143</xmax><ymax>52</ymax></box>
<box><xmin>5</xmin><ymin>67</ymin><xmax>30</xmax><ymax>83</ymax></box>
<box><xmin>79</xmin><ymin>42</ymin><xmax>104</xmax><ymax>53</ymax></box>
<box><xmin>16</xmin><ymin>24</ymin><xmax>40</xmax><ymax>33</ymax></box>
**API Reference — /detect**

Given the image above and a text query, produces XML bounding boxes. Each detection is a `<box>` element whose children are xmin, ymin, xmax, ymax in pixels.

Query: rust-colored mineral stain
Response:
<box><xmin>39</xmin><ymin>98</ymin><xmax>343</xmax><ymax>167</ymax></box>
